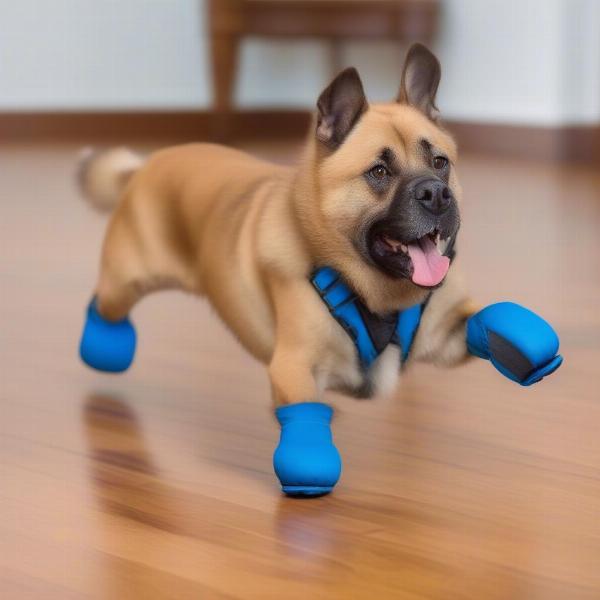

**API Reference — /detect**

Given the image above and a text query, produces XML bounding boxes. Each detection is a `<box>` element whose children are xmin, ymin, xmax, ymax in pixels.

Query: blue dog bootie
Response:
<box><xmin>79</xmin><ymin>298</ymin><xmax>136</xmax><ymax>373</ymax></box>
<box><xmin>273</xmin><ymin>402</ymin><xmax>342</xmax><ymax>497</ymax></box>
<box><xmin>466</xmin><ymin>302</ymin><xmax>562</xmax><ymax>386</ymax></box>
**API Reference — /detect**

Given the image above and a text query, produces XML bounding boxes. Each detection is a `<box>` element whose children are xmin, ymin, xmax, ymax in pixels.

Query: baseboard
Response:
<box><xmin>447</xmin><ymin>121</ymin><xmax>600</xmax><ymax>163</ymax></box>
<box><xmin>0</xmin><ymin>110</ymin><xmax>312</xmax><ymax>142</ymax></box>
<box><xmin>1</xmin><ymin>110</ymin><xmax>598</xmax><ymax>162</ymax></box>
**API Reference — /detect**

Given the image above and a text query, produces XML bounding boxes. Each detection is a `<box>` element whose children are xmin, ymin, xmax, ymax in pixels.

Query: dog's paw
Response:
<box><xmin>273</xmin><ymin>402</ymin><xmax>342</xmax><ymax>497</ymax></box>
<box><xmin>466</xmin><ymin>302</ymin><xmax>562</xmax><ymax>385</ymax></box>
<box><xmin>79</xmin><ymin>298</ymin><xmax>136</xmax><ymax>373</ymax></box>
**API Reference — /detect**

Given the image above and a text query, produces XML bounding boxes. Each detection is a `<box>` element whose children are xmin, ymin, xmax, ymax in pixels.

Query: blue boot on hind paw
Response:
<box><xmin>79</xmin><ymin>298</ymin><xmax>136</xmax><ymax>373</ymax></box>
<box><xmin>273</xmin><ymin>402</ymin><xmax>342</xmax><ymax>497</ymax></box>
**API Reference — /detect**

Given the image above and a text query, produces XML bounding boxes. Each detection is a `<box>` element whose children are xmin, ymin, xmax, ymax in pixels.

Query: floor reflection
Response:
<box><xmin>83</xmin><ymin>392</ymin><xmax>180</xmax><ymax>598</ymax></box>
<box><xmin>273</xmin><ymin>494</ymin><xmax>354</xmax><ymax>573</ymax></box>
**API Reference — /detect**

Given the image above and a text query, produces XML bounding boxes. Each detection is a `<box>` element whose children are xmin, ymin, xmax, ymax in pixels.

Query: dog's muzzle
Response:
<box><xmin>365</xmin><ymin>174</ymin><xmax>460</xmax><ymax>288</ymax></box>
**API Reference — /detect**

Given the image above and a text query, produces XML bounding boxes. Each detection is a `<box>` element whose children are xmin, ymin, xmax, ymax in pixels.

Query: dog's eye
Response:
<box><xmin>368</xmin><ymin>164</ymin><xmax>389</xmax><ymax>180</ymax></box>
<box><xmin>433</xmin><ymin>156</ymin><xmax>448</xmax><ymax>170</ymax></box>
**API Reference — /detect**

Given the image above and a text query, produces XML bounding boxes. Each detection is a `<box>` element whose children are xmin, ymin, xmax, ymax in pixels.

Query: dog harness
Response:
<box><xmin>311</xmin><ymin>266</ymin><xmax>426</xmax><ymax>370</ymax></box>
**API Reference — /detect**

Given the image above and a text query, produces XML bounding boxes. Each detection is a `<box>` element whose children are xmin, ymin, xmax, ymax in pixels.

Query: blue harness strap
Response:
<box><xmin>311</xmin><ymin>266</ymin><xmax>424</xmax><ymax>370</ymax></box>
<box><xmin>312</xmin><ymin>267</ymin><xmax>380</xmax><ymax>367</ymax></box>
<box><xmin>394</xmin><ymin>303</ymin><xmax>423</xmax><ymax>363</ymax></box>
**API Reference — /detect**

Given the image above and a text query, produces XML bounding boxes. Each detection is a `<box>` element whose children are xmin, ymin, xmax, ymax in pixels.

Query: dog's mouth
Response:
<box><xmin>368</xmin><ymin>227</ymin><xmax>451</xmax><ymax>288</ymax></box>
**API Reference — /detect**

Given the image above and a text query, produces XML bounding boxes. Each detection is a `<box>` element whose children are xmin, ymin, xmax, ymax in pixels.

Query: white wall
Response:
<box><xmin>0</xmin><ymin>0</ymin><xmax>210</xmax><ymax>109</ymax></box>
<box><xmin>0</xmin><ymin>0</ymin><xmax>598</xmax><ymax>125</ymax></box>
<box><xmin>438</xmin><ymin>0</ymin><xmax>565</xmax><ymax>125</ymax></box>
<box><xmin>559</xmin><ymin>0</ymin><xmax>600</xmax><ymax>123</ymax></box>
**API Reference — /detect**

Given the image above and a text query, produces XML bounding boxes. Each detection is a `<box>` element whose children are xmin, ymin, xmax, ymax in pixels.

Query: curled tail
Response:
<box><xmin>77</xmin><ymin>146</ymin><xmax>144</xmax><ymax>212</ymax></box>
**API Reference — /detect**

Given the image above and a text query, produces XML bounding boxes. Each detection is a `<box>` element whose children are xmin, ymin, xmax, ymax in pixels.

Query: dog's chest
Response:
<box><xmin>317</xmin><ymin>325</ymin><xmax>401</xmax><ymax>399</ymax></box>
<box><xmin>309</xmin><ymin>267</ymin><xmax>422</xmax><ymax>399</ymax></box>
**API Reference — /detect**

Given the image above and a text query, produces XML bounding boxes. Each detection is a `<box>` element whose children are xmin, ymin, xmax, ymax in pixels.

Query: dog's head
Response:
<box><xmin>302</xmin><ymin>44</ymin><xmax>461</xmax><ymax>311</ymax></box>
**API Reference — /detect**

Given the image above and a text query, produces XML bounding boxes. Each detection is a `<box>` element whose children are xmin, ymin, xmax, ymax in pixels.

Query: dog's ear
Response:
<box><xmin>316</xmin><ymin>67</ymin><xmax>368</xmax><ymax>149</ymax></box>
<box><xmin>397</xmin><ymin>43</ymin><xmax>441</xmax><ymax>121</ymax></box>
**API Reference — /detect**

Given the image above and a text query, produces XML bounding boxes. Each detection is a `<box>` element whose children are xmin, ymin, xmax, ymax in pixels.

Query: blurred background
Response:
<box><xmin>2</xmin><ymin>0</ymin><xmax>599</xmax><ymax>158</ymax></box>
<box><xmin>1</xmin><ymin>2</ymin><xmax>600</xmax><ymax>599</ymax></box>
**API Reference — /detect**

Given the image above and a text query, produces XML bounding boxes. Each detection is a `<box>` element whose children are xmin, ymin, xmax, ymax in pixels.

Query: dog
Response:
<box><xmin>78</xmin><ymin>44</ymin><xmax>561</xmax><ymax>495</ymax></box>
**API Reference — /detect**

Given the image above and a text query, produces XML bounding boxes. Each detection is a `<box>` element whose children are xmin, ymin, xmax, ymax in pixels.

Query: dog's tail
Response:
<box><xmin>76</xmin><ymin>146</ymin><xmax>144</xmax><ymax>213</ymax></box>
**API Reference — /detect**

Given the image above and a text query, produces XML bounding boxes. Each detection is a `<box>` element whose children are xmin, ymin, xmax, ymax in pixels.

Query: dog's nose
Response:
<box><xmin>414</xmin><ymin>178</ymin><xmax>452</xmax><ymax>215</ymax></box>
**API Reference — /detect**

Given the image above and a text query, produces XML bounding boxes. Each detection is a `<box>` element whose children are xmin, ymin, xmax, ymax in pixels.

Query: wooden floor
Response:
<box><xmin>1</xmin><ymin>139</ymin><xmax>599</xmax><ymax>600</ymax></box>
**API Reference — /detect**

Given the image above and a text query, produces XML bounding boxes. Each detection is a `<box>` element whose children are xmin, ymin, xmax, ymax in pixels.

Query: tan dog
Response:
<box><xmin>80</xmin><ymin>44</ymin><xmax>476</xmax><ymax>410</ymax></box>
<box><xmin>78</xmin><ymin>43</ymin><xmax>565</xmax><ymax>495</ymax></box>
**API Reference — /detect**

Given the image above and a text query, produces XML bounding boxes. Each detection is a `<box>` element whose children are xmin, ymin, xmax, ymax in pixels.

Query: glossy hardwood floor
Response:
<box><xmin>1</xmin><ymin>139</ymin><xmax>599</xmax><ymax>599</ymax></box>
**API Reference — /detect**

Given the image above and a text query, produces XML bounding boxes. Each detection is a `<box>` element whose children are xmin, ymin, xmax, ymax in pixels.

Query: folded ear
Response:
<box><xmin>397</xmin><ymin>43</ymin><xmax>441</xmax><ymax>121</ymax></box>
<box><xmin>316</xmin><ymin>67</ymin><xmax>368</xmax><ymax>149</ymax></box>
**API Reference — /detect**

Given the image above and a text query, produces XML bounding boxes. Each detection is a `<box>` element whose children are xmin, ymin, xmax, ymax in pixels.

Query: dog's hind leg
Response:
<box><xmin>79</xmin><ymin>213</ymin><xmax>196</xmax><ymax>373</ymax></box>
<box><xmin>79</xmin><ymin>243</ymin><xmax>149</xmax><ymax>373</ymax></box>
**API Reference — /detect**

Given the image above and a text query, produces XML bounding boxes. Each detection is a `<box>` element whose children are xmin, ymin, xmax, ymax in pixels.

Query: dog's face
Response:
<box><xmin>312</xmin><ymin>44</ymin><xmax>461</xmax><ymax>293</ymax></box>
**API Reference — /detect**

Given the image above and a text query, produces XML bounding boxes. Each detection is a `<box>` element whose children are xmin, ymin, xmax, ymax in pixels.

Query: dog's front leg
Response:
<box><xmin>268</xmin><ymin>277</ymin><xmax>342</xmax><ymax>497</ymax></box>
<box><xmin>465</xmin><ymin>302</ymin><xmax>562</xmax><ymax>385</ymax></box>
<box><xmin>413</xmin><ymin>267</ymin><xmax>562</xmax><ymax>385</ymax></box>
<box><xmin>410</xmin><ymin>267</ymin><xmax>478</xmax><ymax>367</ymax></box>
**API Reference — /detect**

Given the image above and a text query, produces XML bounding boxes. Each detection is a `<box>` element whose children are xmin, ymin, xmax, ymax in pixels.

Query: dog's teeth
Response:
<box><xmin>400</xmin><ymin>244</ymin><xmax>408</xmax><ymax>253</ymax></box>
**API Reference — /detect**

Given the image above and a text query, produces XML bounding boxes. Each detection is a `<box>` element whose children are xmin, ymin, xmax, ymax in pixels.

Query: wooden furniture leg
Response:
<box><xmin>210</xmin><ymin>31</ymin><xmax>239</xmax><ymax>113</ymax></box>
<box><xmin>208</xmin><ymin>0</ymin><xmax>241</xmax><ymax>139</ymax></box>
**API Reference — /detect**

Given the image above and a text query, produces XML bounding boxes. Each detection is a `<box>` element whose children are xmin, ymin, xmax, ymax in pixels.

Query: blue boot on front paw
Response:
<box><xmin>273</xmin><ymin>402</ymin><xmax>342</xmax><ymax>497</ymax></box>
<box><xmin>79</xmin><ymin>298</ymin><xmax>136</xmax><ymax>373</ymax></box>
<box><xmin>466</xmin><ymin>302</ymin><xmax>562</xmax><ymax>385</ymax></box>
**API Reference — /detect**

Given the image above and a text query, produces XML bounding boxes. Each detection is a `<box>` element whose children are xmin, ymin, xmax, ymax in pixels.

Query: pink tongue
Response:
<box><xmin>406</xmin><ymin>236</ymin><xmax>450</xmax><ymax>287</ymax></box>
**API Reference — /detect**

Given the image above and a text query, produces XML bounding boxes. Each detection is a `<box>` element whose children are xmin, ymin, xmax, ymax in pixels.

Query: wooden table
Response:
<box><xmin>208</xmin><ymin>0</ymin><xmax>440</xmax><ymax>112</ymax></box>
